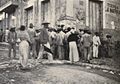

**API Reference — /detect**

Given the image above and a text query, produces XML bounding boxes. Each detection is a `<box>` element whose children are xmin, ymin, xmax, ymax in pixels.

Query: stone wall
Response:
<box><xmin>105</xmin><ymin>0</ymin><xmax>120</xmax><ymax>29</ymax></box>
<box><xmin>103</xmin><ymin>0</ymin><xmax>120</xmax><ymax>41</ymax></box>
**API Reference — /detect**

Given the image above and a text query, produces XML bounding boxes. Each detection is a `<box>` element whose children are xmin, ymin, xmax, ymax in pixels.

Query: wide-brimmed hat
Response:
<box><xmin>42</xmin><ymin>21</ymin><xmax>50</xmax><ymax>25</ymax></box>
<box><xmin>79</xmin><ymin>29</ymin><xmax>84</xmax><ymax>31</ymax></box>
<box><xmin>10</xmin><ymin>27</ymin><xmax>15</xmax><ymax>29</ymax></box>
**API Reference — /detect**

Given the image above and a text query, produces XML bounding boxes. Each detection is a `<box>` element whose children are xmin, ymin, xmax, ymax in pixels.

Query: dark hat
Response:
<box><xmin>67</xmin><ymin>27</ymin><xmax>72</xmax><ymax>31</ymax></box>
<box><xmin>35</xmin><ymin>29</ymin><xmax>40</xmax><ymax>33</ymax></box>
<box><xmin>106</xmin><ymin>34</ymin><xmax>112</xmax><ymax>38</ymax></box>
<box><xmin>42</xmin><ymin>21</ymin><xmax>50</xmax><ymax>25</ymax></box>
<box><xmin>11</xmin><ymin>27</ymin><xmax>15</xmax><ymax>29</ymax></box>
<box><xmin>79</xmin><ymin>29</ymin><xmax>84</xmax><ymax>31</ymax></box>
<box><xmin>61</xmin><ymin>24</ymin><xmax>65</xmax><ymax>27</ymax></box>
<box><xmin>10</xmin><ymin>27</ymin><xmax>15</xmax><ymax>32</ymax></box>
<box><xmin>29</xmin><ymin>23</ymin><xmax>34</xmax><ymax>28</ymax></box>
<box><xmin>20</xmin><ymin>25</ymin><xmax>26</xmax><ymax>31</ymax></box>
<box><xmin>57</xmin><ymin>25</ymin><xmax>61</xmax><ymax>27</ymax></box>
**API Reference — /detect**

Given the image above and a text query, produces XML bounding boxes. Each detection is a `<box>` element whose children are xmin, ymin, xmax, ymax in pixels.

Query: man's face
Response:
<box><xmin>80</xmin><ymin>31</ymin><xmax>84</xmax><ymax>34</ymax></box>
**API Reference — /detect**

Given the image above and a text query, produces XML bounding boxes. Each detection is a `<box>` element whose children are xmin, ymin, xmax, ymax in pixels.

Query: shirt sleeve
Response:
<box><xmin>26</xmin><ymin>32</ymin><xmax>30</xmax><ymax>42</ymax></box>
<box><xmin>98</xmin><ymin>37</ymin><xmax>101</xmax><ymax>45</ymax></box>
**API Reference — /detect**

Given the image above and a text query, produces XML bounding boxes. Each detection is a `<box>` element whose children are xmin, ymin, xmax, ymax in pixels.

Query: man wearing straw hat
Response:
<box><xmin>37</xmin><ymin>21</ymin><xmax>53</xmax><ymax>63</ymax></box>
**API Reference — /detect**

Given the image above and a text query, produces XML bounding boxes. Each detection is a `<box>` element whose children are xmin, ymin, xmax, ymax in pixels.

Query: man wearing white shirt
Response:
<box><xmin>93</xmin><ymin>32</ymin><xmax>101</xmax><ymax>58</ymax></box>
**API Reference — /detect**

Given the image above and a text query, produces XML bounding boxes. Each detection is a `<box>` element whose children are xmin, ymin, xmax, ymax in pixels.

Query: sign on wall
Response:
<box><xmin>105</xmin><ymin>0</ymin><xmax>120</xmax><ymax>29</ymax></box>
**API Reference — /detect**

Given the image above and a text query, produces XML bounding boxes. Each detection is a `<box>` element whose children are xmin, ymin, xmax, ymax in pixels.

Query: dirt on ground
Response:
<box><xmin>0</xmin><ymin>64</ymin><xmax>120</xmax><ymax>84</ymax></box>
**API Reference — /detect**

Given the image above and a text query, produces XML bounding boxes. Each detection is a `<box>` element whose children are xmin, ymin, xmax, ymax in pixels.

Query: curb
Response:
<box><xmin>1</xmin><ymin>60</ymin><xmax>119</xmax><ymax>73</ymax></box>
<box><xmin>73</xmin><ymin>62</ymin><xmax>120</xmax><ymax>72</ymax></box>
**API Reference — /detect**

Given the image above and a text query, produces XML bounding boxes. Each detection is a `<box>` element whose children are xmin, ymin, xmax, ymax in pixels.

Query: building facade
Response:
<box><xmin>0</xmin><ymin>0</ymin><xmax>120</xmax><ymax>39</ymax></box>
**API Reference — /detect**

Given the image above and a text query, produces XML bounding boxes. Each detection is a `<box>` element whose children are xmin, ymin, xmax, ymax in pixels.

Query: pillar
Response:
<box><xmin>85</xmin><ymin>0</ymin><xmax>89</xmax><ymax>27</ymax></box>
<box><xmin>66</xmin><ymin>0</ymin><xmax>74</xmax><ymax>17</ymax></box>
<box><xmin>103</xmin><ymin>0</ymin><xmax>106</xmax><ymax>29</ymax></box>
<box><xmin>4</xmin><ymin>12</ymin><xmax>7</xmax><ymax>30</ymax></box>
<box><xmin>50</xmin><ymin>0</ymin><xmax>55</xmax><ymax>27</ymax></box>
<box><xmin>38</xmin><ymin>0</ymin><xmax>42</xmax><ymax>28</ymax></box>
<box><xmin>20</xmin><ymin>0</ymin><xmax>25</xmax><ymax>26</ymax></box>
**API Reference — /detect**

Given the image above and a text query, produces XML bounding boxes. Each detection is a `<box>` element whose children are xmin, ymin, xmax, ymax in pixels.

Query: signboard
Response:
<box><xmin>105</xmin><ymin>0</ymin><xmax>120</xmax><ymax>29</ymax></box>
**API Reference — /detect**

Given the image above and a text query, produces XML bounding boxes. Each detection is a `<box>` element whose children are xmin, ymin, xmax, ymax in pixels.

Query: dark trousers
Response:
<box><xmin>30</xmin><ymin>41</ymin><xmax>37</xmax><ymax>59</ymax></box>
<box><xmin>64</xmin><ymin>43</ymin><xmax>69</xmax><ymax>60</ymax></box>
<box><xmin>36</xmin><ymin>40</ymin><xmax>40</xmax><ymax>56</ymax></box>
<box><xmin>83</xmin><ymin>47</ymin><xmax>91</xmax><ymax>61</ymax></box>
<box><xmin>9</xmin><ymin>43</ymin><xmax>16</xmax><ymax>58</ymax></box>
<box><xmin>51</xmin><ymin>44</ymin><xmax>57</xmax><ymax>59</ymax></box>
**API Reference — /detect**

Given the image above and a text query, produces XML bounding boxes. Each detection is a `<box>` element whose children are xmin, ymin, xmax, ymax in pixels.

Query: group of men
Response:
<box><xmin>5</xmin><ymin>21</ymin><xmax>113</xmax><ymax>64</ymax></box>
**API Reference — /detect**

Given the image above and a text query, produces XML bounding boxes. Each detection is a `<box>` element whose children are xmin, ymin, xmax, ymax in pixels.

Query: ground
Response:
<box><xmin>0</xmin><ymin>64</ymin><xmax>120</xmax><ymax>84</ymax></box>
<box><xmin>0</xmin><ymin>43</ymin><xmax>120</xmax><ymax>84</ymax></box>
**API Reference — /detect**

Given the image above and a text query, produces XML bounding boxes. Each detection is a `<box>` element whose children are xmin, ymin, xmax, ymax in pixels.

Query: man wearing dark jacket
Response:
<box><xmin>8</xmin><ymin>27</ymin><xmax>17</xmax><ymax>58</ymax></box>
<box><xmin>81</xmin><ymin>29</ymin><xmax>92</xmax><ymax>63</ymax></box>
<box><xmin>37</xmin><ymin>22</ymin><xmax>53</xmax><ymax>63</ymax></box>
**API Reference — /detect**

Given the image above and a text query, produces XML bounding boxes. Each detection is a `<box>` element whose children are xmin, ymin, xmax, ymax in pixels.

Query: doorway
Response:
<box><xmin>89</xmin><ymin>0</ymin><xmax>103</xmax><ymax>32</ymax></box>
<box><xmin>25</xmin><ymin>6</ymin><xmax>33</xmax><ymax>28</ymax></box>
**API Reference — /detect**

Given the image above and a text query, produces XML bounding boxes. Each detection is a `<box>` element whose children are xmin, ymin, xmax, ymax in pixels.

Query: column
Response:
<box><xmin>7</xmin><ymin>14</ymin><xmax>10</xmax><ymax>29</ymax></box>
<box><xmin>33</xmin><ymin>0</ymin><xmax>39</xmax><ymax>29</ymax></box>
<box><xmin>85</xmin><ymin>0</ymin><xmax>89</xmax><ymax>27</ymax></box>
<box><xmin>50</xmin><ymin>0</ymin><xmax>55</xmax><ymax>27</ymax></box>
<box><xmin>103</xmin><ymin>0</ymin><xmax>106</xmax><ymax>29</ymax></box>
<box><xmin>4</xmin><ymin>12</ymin><xmax>7</xmax><ymax>30</ymax></box>
<box><xmin>20</xmin><ymin>0</ymin><xmax>25</xmax><ymax>25</ymax></box>
<box><xmin>66</xmin><ymin>0</ymin><xmax>73</xmax><ymax>17</ymax></box>
<box><xmin>38</xmin><ymin>0</ymin><xmax>42</xmax><ymax>28</ymax></box>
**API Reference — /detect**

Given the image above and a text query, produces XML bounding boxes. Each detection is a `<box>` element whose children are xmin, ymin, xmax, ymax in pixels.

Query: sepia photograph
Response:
<box><xmin>0</xmin><ymin>0</ymin><xmax>120</xmax><ymax>84</ymax></box>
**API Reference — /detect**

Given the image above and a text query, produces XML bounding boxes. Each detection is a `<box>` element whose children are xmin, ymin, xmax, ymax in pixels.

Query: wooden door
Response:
<box><xmin>89</xmin><ymin>0</ymin><xmax>103</xmax><ymax>32</ymax></box>
<box><xmin>26</xmin><ymin>7</ymin><xmax>33</xmax><ymax>28</ymax></box>
<box><xmin>41</xmin><ymin>0</ymin><xmax>50</xmax><ymax>22</ymax></box>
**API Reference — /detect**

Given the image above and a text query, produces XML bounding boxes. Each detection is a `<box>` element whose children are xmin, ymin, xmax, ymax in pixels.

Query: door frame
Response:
<box><xmin>85</xmin><ymin>0</ymin><xmax>105</xmax><ymax>32</ymax></box>
<box><xmin>89</xmin><ymin>0</ymin><xmax>103</xmax><ymax>32</ymax></box>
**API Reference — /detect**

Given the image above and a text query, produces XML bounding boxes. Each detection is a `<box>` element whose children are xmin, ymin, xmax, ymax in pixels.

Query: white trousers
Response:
<box><xmin>19</xmin><ymin>40</ymin><xmax>29</xmax><ymax>68</ymax></box>
<box><xmin>93</xmin><ymin>45</ymin><xmax>99</xmax><ymax>58</ymax></box>
<box><xmin>37</xmin><ymin>43</ymin><xmax>53</xmax><ymax>62</ymax></box>
<box><xmin>69</xmin><ymin>42</ymin><xmax>79</xmax><ymax>62</ymax></box>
